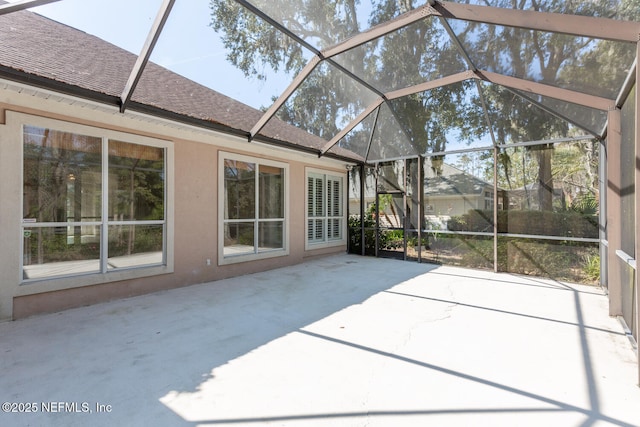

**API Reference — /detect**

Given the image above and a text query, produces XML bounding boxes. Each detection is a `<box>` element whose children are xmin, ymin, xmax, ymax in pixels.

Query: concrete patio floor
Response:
<box><xmin>1</xmin><ymin>254</ymin><xmax>638</xmax><ymax>427</ymax></box>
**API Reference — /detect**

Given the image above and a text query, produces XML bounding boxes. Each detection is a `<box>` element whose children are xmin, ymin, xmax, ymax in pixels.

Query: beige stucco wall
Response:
<box><xmin>426</xmin><ymin>195</ymin><xmax>483</xmax><ymax>217</ymax></box>
<box><xmin>0</xmin><ymin>81</ymin><xmax>349</xmax><ymax>320</ymax></box>
<box><xmin>349</xmin><ymin>194</ymin><xmax>485</xmax><ymax>220</ymax></box>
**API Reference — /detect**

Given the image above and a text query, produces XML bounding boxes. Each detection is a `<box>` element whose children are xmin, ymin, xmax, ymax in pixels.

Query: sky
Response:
<box><xmin>9</xmin><ymin>0</ymin><xmax>294</xmax><ymax>109</ymax></box>
<box><xmin>7</xmin><ymin>0</ymin><xmax>522</xmax><ymax>151</ymax></box>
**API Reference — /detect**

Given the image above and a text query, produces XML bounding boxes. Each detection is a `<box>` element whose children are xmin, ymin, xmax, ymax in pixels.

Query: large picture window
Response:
<box><xmin>22</xmin><ymin>124</ymin><xmax>167</xmax><ymax>281</ymax></box>
<box><xmin>306</xmin><ymin>170</ymin><xmax>345</xmax><ymax>248</ymax></box>
<box><xmin>220</xmin><ymin>153</ymin><xmax>288</xmax><ymax>264</ymax></box>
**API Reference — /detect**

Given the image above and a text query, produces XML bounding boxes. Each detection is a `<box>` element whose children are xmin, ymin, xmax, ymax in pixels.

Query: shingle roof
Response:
<box><xmin>0</xmin><ymin>5</ymin><xmax>360</xmax><ymax>162</ymax></box>
<box><xmin>425</xmin><ymin>163</ymin><xmax>492</xmax><ymax>196</ymax></box>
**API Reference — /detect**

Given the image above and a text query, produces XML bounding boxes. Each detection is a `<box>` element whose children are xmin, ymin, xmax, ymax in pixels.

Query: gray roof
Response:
<box><xmin>0</xmin><ymin>5</ymin><xmax>359</xmax><ymax>162</ymax></box>
<box><xmin>425</xmin><ymin>164</ymin><xmax>492</xmax><ymax>197</ymax></box>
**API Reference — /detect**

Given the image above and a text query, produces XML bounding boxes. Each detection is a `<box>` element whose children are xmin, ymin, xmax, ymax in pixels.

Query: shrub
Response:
<box><xmin>348</xmin><ymin>214</ymin><xmax>376</xmax><ymax>255</ymax></box>
<box><xmin>583</xmin><ymin>254</ymin><xmax>600</xmax><ymax>282</ymax></box>
<box><xmin>448</xmin><ymin>209</ymin><xmax>598</xmax><ymax>239</ymax></box>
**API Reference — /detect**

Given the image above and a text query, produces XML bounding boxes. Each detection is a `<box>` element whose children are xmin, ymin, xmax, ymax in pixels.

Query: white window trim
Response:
<box><xmin>305</xmin><ymin>167</ymin><xmax>347</xmax><ymax>251</ymax></box>
<box><xmin>218</xmin><ymin>151</ymin><xmax>290</xmax><ymax>265</ymax></box>
<box><xmin>15</xmin><ymin>112</ymin><xmax>174</xmax><ymax>290</ymax></box>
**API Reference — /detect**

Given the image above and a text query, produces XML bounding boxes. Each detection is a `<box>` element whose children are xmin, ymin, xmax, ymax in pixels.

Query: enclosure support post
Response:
<box><xmin>418</xmin><ymin>155</ymin><xmax>423</xmax><ymax>264</ymax></box>
<box><xmin>360</xmin><ymin>164</ymin><xmax>366</xmax><ymax>257</ymax></box>
<box><xmin>599</xmin><ymin>140</ymin><xmax>608</xmax><ymax>290</ymax></box>
<box><xmin>493</xmin><ymin>147</ymin><xmax>499</xmax><ymax>273</ymax></box>
<box><xmin>403</xmin><ymin>159</ymin><xmax>408</xmax><ymax>261</ymax></box>
<box><xmin>634</xmin><ymin>39</ymin><xmax>640</xmax><ymax>386</ymax></box>
<box><xmin>606</xmin><ymin>108</ymin><xmax>623</xmax><ymax>318</ymax></box>
<box><xmin>375</xmin><ymin>164</ymin><xmax>379</xmax><ymax>258</ymax></box>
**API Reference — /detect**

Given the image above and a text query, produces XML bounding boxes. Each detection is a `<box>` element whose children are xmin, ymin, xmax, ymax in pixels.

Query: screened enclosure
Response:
<box><xmin>0</xmin><ymin>0</ymin><xmax>639</xmax><ymax>378</ymax></box>
<box><xmin>347</xmin><ymin>144</ymin><xmax>600</xmax><ymax>283</ymax></box>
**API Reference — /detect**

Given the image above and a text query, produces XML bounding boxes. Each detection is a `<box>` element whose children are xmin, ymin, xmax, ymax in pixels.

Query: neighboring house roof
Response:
<box><xmin>0</xmin><ymin>5</ymin><xmax>360</xmax><ymax>162</ymax></box>
<box><xmin>352</xmin><ymin>163</ymin><xmax>496</xmax><ymax>199</ymax></box>
<box><xmin>425</xmin><ymin>163</ymin><xmax>493</xmax><ymax>197</ymax></box>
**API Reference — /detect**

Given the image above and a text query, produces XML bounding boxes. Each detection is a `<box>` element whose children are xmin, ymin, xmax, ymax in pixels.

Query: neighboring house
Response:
<box><xmin>348</xmin><ymin>163</ymin><xmax>502</xmax><ymax>229</ymax></box>
<box><xmin>0</xmin><ymin>7</ymin><xmax>354</xmax><ymax>320</ymax></box>
<box><xmin>424</xmin><ymin>163</ymin><xmax>502</xmax><ymax>228</ymax></box>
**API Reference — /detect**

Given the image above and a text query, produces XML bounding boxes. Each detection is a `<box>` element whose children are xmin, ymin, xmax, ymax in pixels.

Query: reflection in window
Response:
<box><xmin>223</xmin><ymin>157</ymin><xmax>285</xmax><ymax>257</ymax></box>
<box><xmin>107</xmin><ymin>225</ymin><xmax>164</xmax><ymax>269</ymax></box>
<box><xmin>23</xmin><ymin>125</ymin><xmax>102</xmax><ymax>224</ymax></box>
<box><xmin>108</xmin><ymin>140</ymin><xmax>165</xmax><ymax>221</ymax></box>
<box><xmin>22</xmin><ymin>125</ymin><xmax>166</xmax><ymax>280</ymax></box>
<box><xmin>22</xmin><ymin>227</ymin><xmax>101</xmax><ymax>280</ymax></box>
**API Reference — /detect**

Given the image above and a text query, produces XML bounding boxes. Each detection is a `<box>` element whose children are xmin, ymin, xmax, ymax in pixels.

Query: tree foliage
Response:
<box><xmin>209</xmin><ymin>0</ymin><xmax>638</xmax><ymax>210</ymax></box>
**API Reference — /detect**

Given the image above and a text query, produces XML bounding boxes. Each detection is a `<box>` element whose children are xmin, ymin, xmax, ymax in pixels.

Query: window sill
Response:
<box><xmin>218</xmin><ymin>248</ymin><xmax>289</xmax><ymax>266</ymax></box>
<box><xmin>16</xmin><ymin>264</ymin><xmax>173</xmax><ymax>297</ymax></box>
<box><xmin>305</xmin><ymin>239</ymin><xmax>346</xmax><ymax>252</ymax></box>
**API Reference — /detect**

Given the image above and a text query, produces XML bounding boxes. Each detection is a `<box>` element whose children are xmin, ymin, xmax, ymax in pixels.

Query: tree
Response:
<box><xmin>210</xmin><ymin>0</ymin><xmax>639</xmax><ymax>213</ymax></box>
<box><xmin>464</xmin><ymin>0</ymin><xmax>640</xmax><ymax>210</ymax></box>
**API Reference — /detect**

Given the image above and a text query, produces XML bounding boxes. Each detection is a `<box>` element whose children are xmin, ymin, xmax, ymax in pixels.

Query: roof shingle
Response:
<box><xmin>0</xmin><ymin>5</ymin><xmax>360</xmax><ymax>161</ymax></box>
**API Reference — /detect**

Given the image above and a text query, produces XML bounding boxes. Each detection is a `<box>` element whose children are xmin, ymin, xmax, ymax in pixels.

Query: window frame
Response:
<box><xmin>484</xmin><ymin>190</ymin><xmax>494</xmax><ymax>210</ymax></box>
<box><xmin>305</xmin><ymin>168</ymin><xmax>347</xmax><ymax>251</ymax></box>
<box><xmin>218</xmin><ymin>151</ymin><xmax>289</xmax><ymax>265</ymax></box>
<box><xmin>19</xmin><ymin>114</ymin><xmax>173</xmax><ymax>284</ymax></box>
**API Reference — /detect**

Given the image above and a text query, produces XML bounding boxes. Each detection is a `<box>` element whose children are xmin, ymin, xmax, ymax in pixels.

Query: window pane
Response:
<box><xmin>309</xmin><ymin>173</ymin><xmax>344</xmax><ymax>245</ymax></box>
<box><xmin>22</xmin><ymin>226</ymin><xmax>101</xmax><ymax>280</ymax></box>
<box><xmin>224</xmin><ymin>160</ymin><xmax>255</xmax><ymax>220</ymax></box>
<box><xmin>108</xmin><ymin>140</ymin><xmax>165</xmax><ymax>221</ymax></box>
<box><xmin>328</xmin><ymin>178</ymin><xmax>342</xmax><ymax>217</ymax></box>
<box><xmin>328</xmin><ymin>218</ymin><xmax>342</xmax><ymax>240</ymax></box>
<box><xmin>314</xmin><ymin>219</ymin><xmax>324</xmax><ymax>241</ymax></box>
<box><xmin>307</xmin><ymin>177</ymin><xmax>315</xmax><ymax>217</ymax></box>
<box><xmin>315</xmin><ymin>177</ymin><xmax>324</xmax><ymax>216</ymax></box>
<box><xmin>308</xmin><ymin>218</ymin><xmax>325</xmax><ymax>242</ymax></box>
<box><xmin>307</xmin><ymin>175</ymin><xmax>325</xmax><ymax>217</ymax></box>
<box><xmin>223</xmin><ymin>222</ymin><xmax>255</xmax><ymax>256</ymax></box>
<box><xmin>307</xmin><ymin>219</ymin><xmax>315</xmax><ymax>241</ymax></box>
<box><xmin>23</xmin><ymin>125</ymin><xmax>102</xmax><ymax>223</ymax></box>
<box><xmin>258</xmin><ymin>221</ymin><xmax>283</xmax><ymax>251</ymax></box>
<box><xmin>259</xmin><ymin>165</ymin><xmax>284</xmax><ymax>219</ymax></box>
<box><xmin>108</xmin><ymin>224</ymin><xmax>164</xmax><ymax>269</ymax></box>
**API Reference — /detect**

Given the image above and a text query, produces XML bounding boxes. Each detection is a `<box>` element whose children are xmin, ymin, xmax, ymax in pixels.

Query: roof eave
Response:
<box><xmin>0</xmin><ymin>68</ymin><xmax>363</xmax><ymax>164</ymax></box>
<box><xmin>0</xmin><ymin>65</ymin><xmax>121</xmax><ymax>106</ymax></box>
